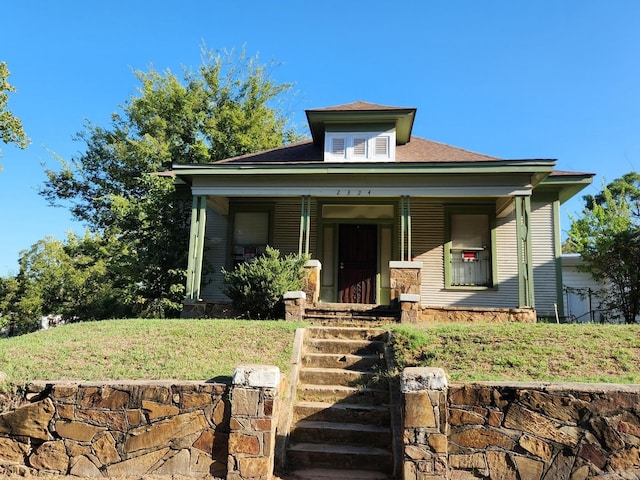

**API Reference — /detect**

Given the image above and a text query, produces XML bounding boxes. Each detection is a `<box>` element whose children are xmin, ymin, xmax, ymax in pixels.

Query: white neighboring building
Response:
<box><xmin>561</xmin><ymin>254</ymin><xmax>610</xmax><ymax>323</ymax></box>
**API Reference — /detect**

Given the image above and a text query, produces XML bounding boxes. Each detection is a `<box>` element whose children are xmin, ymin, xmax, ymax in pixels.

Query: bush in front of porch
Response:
<box><xmin>221</xmin><ymin>246</ymin><xmax>309</xmax><ymax>319</ymax></box>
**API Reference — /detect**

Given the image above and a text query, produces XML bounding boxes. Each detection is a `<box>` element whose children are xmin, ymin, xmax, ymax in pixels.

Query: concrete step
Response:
<box><xmin>287</xmin><ymin>443</ymin><xmax>393</xmax><ymax>472</ymax></box>
<box><xmin>305</xmin><ymin>338</ymin><xmax>385</xmax><ymax>355</ymax></box>
<box><xmin>293</xmin><ymin>401</ymin><xmax>390</xmax><ymax>426</ymax></box>
<box><xmin>298</xmin><ymin>367</ymin><xmax>377</xmax><ymax>388</ymax></box>
<box><xmin>296</xmin><ymin>384</ymin><xmax>389</xmax><ymax>405</ymax></box>
<box><xmin>305</xmin><ymin>326</ymin><xmax>387</xmax><ymax>341</ymax></box>
<box><xmin>302</xmin><ymin>352</ymin><xmax>382</xmax><ymax>370</ymax></box>
<box><xmin>290</xmin><ymin>420</ymin><xmax>391</xmax><ymax>448</ymax></box>
<box><xmin>281</xmin><ymin>468</ymin><xmax>391</xmax><ymax>479</ymax></box>
<box><xmin>304</xmin><ymin>314</ymin><xmax>399</xmax><ymax>325</ymax></box>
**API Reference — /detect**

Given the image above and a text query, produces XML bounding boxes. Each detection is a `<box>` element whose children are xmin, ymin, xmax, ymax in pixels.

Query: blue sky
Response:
<box><xmin>1</xmin><ymin>0</ymin><xmax>639</xmax><ymax>275</ymax></box>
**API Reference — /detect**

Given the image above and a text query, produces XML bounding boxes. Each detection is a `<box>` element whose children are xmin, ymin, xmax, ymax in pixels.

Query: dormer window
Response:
<box><xmin>325</xmin><ymin>132</ymin><xmax>395</xmax><ymax>162</ymax></box>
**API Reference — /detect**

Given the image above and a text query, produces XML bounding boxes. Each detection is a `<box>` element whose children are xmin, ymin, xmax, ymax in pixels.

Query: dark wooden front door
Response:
<box><xmin>338</xmin><ymin>224</ymin><xmax>377</xmax><ymax>304</ymax></box>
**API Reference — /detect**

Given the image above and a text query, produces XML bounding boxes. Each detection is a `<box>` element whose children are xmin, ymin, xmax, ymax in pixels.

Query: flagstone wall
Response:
<box><xmin>402</xmin><ymin>368</ymin><xmax>640</xmax><ymax>480</ymax></box>
<box><xmin>0</xmin><ymin>366</ymin><xmax>279</xmax><ymax>480</ymax></box>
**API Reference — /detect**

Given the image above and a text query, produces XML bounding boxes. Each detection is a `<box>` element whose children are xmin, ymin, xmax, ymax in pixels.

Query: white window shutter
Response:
<box><xmin>353</xmin><ymin>137</ymin><xmax>366</xmax><ymax>156</ymax></box>
<box><xmin>331</xmin><ymin>137</ymin><xmax>345</xmax><ymax>156</ymax></box>
<box><xmin>375</xmin><ymin>136</ymin><xmax>388</xmax><ymax>156</ymax></box>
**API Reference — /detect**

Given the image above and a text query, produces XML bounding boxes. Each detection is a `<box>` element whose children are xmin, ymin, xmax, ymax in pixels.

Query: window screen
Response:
<box><xmin>234</xmin><ymin>212</ymin><xmax>269</xmax><ymax>245</ymax></box>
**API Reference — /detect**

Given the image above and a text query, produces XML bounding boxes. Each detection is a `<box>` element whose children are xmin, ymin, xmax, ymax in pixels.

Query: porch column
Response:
<box><xmin>400</xmin><ymin>195</ymin><xmax>412</xmax><ymax>261</ymax></box>
<box><xmin>185</xmin><ymin>195</ymin><xmax>207</xmax><ymax>301</ymax></box>
<box><xmin>515</xmin><ymin>195</ymin><xmax>535</xmax><ymax>308</ymax></box>
<box><xmin>298</xmin><ymin>195</ymin><xmax>311</xmax><ymax>256</ymax></box>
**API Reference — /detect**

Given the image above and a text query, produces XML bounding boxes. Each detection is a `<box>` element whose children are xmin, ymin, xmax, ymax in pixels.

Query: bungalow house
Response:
<box><xmin>173</xmin><ymin>101</ymin><xmax>593</xmax><ymax>322</ymax></box>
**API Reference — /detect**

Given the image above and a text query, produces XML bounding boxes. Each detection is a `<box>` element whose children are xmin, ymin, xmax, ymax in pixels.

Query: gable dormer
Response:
<box><xmin>305</xmin><ymin>101</ymin><xmax>417</xmax><ymax>163</ymax></box>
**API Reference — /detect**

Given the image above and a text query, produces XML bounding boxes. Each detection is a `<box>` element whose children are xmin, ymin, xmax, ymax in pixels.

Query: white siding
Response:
<box><xmin>272</xmin><ymin>198</ymin><xmax>318</xmax><ymax>257</ymax></box>
<box><xmin>412</xmin><ymin>200</ymin><xmax>519</xmax><ymax>309</ymax></box>
<box><xmin>531</xmin><ymin>201</ymin><xmax>558</xmax><ymax>316</ymax></box>
<box><xmin>412</xmin><ymin>201</ymin><xmax>444</xmax><ymax>301</ymax></box>
<box><xmin>562</xmin><ymin>255</ymin><xmax>609</xmax><ymax>322</ymax></box>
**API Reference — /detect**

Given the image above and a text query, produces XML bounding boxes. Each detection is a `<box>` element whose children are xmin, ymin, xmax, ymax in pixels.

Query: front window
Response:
<box><xmin>232</xmin><ymin>211</ymin><xmax>269</xmax><ymax>266</ymax></box>
<box><xmin>446</xmin><ymin>211</ymin><xmax>493</xmax><ymax>287</ymax></box>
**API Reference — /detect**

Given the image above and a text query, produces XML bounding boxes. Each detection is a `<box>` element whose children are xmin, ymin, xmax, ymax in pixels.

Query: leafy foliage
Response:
<box><xmin>567</xmin><ymin>175</ymin><xmax>640</xmax><ymax>323</ymax></box>
<box><xmin>28</xmin><ymin>48</ymin><xmax>298</xmax><ymax>322</ymax></box>
<box><xmin>221</xmin><ymin>247</ymin><xmax>309</xmax><ymax>319</ymax></box>
<box><xmin>0</xmin><ymin>234</ymin><xmax>131</xmax><ymax>334</ymax></box>
<box><xmin>0</xmin><ymin>61</ymin><xmax>29</xmax><ymax>167</ymax></box>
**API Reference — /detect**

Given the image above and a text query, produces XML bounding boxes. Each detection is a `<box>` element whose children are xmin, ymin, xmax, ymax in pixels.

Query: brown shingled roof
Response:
<box><xmin>306</xmin><ymin>101</ymin><xmax>415</xmax><ymax>112</ymax></box>
<box><xmin>216</xmin><ymin>136</ymin><xmax>500</xmax><ymax>164</ymax></box>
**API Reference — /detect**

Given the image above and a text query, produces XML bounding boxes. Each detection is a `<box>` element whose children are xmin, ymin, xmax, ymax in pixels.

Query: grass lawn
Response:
<box><xmin>0</xmin><ymin>319</ymin><xmax>638</xmax><ymax>388</ymax></box>
<box><xmin>0</xmin><ymin>319</ymin><xmax>306</xmax><ymax>387</ymax></box>
<box><xmin>391</xmin><ymin>322</ymin><xmax>640</xmax><ymax>384</ymax></box>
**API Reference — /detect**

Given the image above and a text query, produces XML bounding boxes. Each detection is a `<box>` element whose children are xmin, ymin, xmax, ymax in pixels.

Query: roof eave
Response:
<box><xmin>305</xmin><ymin>108</ymin><xmax>417</xmax><ymax>146</ymax></box>
<box><xmin>538</xmin><ymin>173</ymin><xmax>595</xmax><ymax>204</ymax></box>
<box><xmin>172</xmin><ymin>158</ymin><xmax>557</xmax><ymax>177</ymax></box>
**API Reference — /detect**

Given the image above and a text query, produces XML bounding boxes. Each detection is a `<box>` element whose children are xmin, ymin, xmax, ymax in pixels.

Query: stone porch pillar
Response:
<box><xmin>228</xmin><ymin>365</ymin><xmax>280</xmax><ymax>480</ymax></box>
<box><xmin>390</xmin><ymin>261</ymin><xmax>423</xmax><ymax>304</ymax></box>
<box><xmin>303</xmin><ymin>260</ymin><xmax>321</xmax><ymax>304</ymax></box>
<box><xmin>401</xmin><ymin>367</ymin><xmax>448</xmax><ymax>480</ymax></box>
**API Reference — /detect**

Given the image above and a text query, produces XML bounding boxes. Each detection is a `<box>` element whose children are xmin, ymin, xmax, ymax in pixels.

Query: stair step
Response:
<box><xmin>304</xmin><ymin>314</ymin><xmax>398</xmax><ymax>325</ymax></box>
<box><xmin>298</xmin><ymin>367</ymin><xmax>377</xmax><ymax>387</ymax></box>
<box><xmin>287</xmin><ymin>443</ymin><xmax>393</xmax><ymax>472</ymax></box>
<box><xmin>290</xmin><ymin>420</ymin><xmax>391</xmax><ymax>448</ymax></box>
<box><xmin>306</xmin><ymin>338</ymin><xmax>384</xmax><ymax>355</ymax></box>
<box><xmin>293</xmin><ymin>401</ymin><xmax>390</xmax><ymax>425</ymax></box>
<box><xmin>285</xmin><ymin>467</ymin><xmax>391</xmax><ymax>480</ymax></box>
<box><xmin>296</xmin><ymin>384</ymin><xmax>389</xmax><ymax>405</ymax></box>
<box><xmin>302</xmin><ymin>352</ymin><xmax>382</xmax><ymax>370</ymax></box>
<box><xmin>305</xmin><ymin>326</ymin><xmax>387</xmax><ymax>341</ymax></box>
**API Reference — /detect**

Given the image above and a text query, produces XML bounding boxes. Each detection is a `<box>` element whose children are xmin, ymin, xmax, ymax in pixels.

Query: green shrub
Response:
<box><xmin>221</xmin><ymin>246</ymin><xmax>309</xmax><ymax>319</ymax></box>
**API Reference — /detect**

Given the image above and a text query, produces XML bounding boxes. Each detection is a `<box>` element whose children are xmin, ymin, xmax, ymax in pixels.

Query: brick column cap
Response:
<box><xmin>401</xmin><ymin>367</ymin><xmax>447</xmax><ymax>392</ymax></box>
<box><xmin>233</xmin><ymin>365</ymin><xmax>280</xmax><ymax>388</ymax></box>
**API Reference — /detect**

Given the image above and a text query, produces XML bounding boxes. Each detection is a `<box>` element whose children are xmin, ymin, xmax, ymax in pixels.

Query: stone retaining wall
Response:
<box><xmin>402</xmin><ymin>368</ymin><xmax>640</xmax><ymax>480</ymax></box>
<box><xmin>0</xmin><ymin>366</ymin><xmax>280</xmax><ymax>480</ymax></box>
<box><xmin>447</xmin><ymin>382</ymin><xmax>640</xmax><ymax>479</ymax></box>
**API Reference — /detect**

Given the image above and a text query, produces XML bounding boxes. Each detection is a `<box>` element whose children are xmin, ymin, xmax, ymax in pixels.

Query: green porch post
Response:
<box><xmin>515</xmin><ymin>195</ymin><xmax>535</xmax><ymax>308</ymax></box>
<box><xmin>185</xmin><ymin>195</ymin><xmax>207</xmax><ymax>301</ymax></box>
<box><xmin>400</xmin><ymin>196</ymin><xmax>412</xmax><ymax>261</ymax></box>
<box><xmin>298</xmin><ymin>195</ymin><xmax>311</xmax><ymax>256</ymax></box>
<box><xmin>553</xmin><ymin>199</ymin><xmax>565</xmax><ymax>318</ymax></box>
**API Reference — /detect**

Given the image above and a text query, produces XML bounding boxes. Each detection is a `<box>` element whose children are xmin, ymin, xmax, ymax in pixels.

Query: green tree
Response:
<box><xmin>0</xmin><ymin>61</ymin><xmax>30</xmax><ymax>168</ymax></box>
<box><xmin>2</xmin><ymin>233</ymin><xmax>130</xmax><ymax>333</ymax></box>
<box><xmin>40</xmin><ymin>48</ymin><xmax>299</xmax><ymax>317</ymax></box>
<box><xmin>567</xmin><ymin>178</ymin><xmax>640</xmax><ymax>323</ymax></box>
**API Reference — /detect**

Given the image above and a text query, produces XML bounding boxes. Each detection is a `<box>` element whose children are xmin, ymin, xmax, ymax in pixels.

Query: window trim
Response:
<box><xmin>444</xmin><ymin>205</ymin><xmax>497</xmax><ymax>290</ymax></box>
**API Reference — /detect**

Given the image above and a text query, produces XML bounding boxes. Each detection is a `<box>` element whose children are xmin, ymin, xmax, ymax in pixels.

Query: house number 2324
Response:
<box><xmin>336</xmin><ymin>189</ymin><xmax>371</xmax><ymax>196</ymax></box>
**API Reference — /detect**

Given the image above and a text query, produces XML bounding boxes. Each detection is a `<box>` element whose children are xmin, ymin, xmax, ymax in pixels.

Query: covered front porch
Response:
<box><xmin>181</xmin><ymin>187</ymin><xmax>540</xmax><ymax>321</ymax></box>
